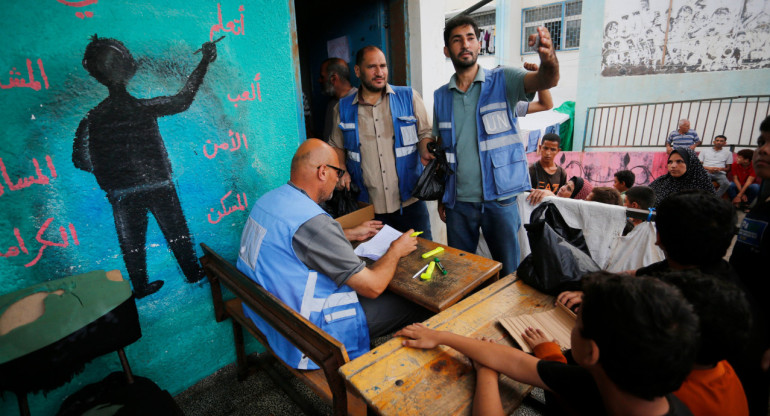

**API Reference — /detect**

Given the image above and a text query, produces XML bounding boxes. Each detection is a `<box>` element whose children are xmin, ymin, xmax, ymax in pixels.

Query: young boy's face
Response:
<box><xmin>736</xmin><ymin>155</ymin><xmax>749</xmax><ymax>166</ymax></box>
<box><xmin>539</xmin><ymin>140</ymin><xmax>560</xmax><ymax>164</ymax></box>
<box><xmin>613</xmin><ymin>177</ymin><xmax>626</xmax><ymax>192</ymax></box>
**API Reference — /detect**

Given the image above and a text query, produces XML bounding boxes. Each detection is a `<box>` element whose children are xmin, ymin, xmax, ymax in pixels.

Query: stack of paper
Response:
<box><xmin>353</xmin><ymin>225</ymin><xmax>403</xmax><ymax>261</ymax></box>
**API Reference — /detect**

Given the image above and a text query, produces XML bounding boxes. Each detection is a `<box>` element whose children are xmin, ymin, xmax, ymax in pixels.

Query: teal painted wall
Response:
<box><xmin>0</xmin><ymin>1</ymin><xmax>301</xmax><ymax>414</ymax></box>
<box><xmin>574</xmin><ymin>0</ymin><xmax>770</xmax><ymax>150</ymax></box>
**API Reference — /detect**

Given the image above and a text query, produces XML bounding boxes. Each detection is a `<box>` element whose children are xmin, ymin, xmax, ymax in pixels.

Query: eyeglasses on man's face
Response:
<box><xmin>319</xmin><ymin>164</ymin><xmax>345</xmax><ymax>178</ymax></box>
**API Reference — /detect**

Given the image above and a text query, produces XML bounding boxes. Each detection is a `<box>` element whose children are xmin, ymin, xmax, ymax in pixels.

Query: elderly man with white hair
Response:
<box><xmin>666</xmin><ymin>118</ymin><xmax>701</xmax><ymax>154</ymax></box>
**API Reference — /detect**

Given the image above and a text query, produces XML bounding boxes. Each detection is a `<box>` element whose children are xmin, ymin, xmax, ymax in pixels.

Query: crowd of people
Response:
<box><xmin>231</xmin><ymin>13</ymin><xmax>769</xmax><ymax>416</ymax></box>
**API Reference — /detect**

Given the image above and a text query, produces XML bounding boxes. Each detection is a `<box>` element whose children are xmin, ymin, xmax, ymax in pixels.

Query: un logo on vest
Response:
<box><xmin>482</xmin><ymin>111</ymin><xmax>512</xmax><ymax>135</ymax></box>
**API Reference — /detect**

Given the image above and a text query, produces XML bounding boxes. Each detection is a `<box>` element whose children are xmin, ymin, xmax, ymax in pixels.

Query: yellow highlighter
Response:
<box><xmin>420</xmin><ymin>261</ymin><xmax>436</xmax><ymax>280</ymax></box>
<box><xmin>410</xmin><ymin>231</ymin><xmax>423</xmax><ymax>237</ymax></box>
<box><xmin>421</xmin><ymin>246</ymin><xmax>444</xmax><ymax>259</ymax></box>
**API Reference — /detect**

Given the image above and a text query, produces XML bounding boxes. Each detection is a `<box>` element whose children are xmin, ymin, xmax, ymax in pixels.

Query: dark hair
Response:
<box><xmin>443</xmin><ymin>15</ymin><xmax>480</xmax><ymax>47</ymax></box>
<box><xmin>82</xmin><ymin>34</ymin><xmax>136</xmax><ymax>87</ymax></box>
<box><xmin>581</xmin><ymin>272</ymin><xmax>699</xmax><ymax>400</ymax></box>
<box><xmin>737</xmin><ymin>149</ymin><xmax>754</xmax><ymax>160</ymax></box>
<box><xmin>541</xmin><ymin>133</ymin><xmax>561</xmax><ymax>146</ymax></box>
<box><xmin>614</xmin><ymin>170</ymin><xmax>635</xmax><ymax>188</ymax></box>
<box><xmin>355</xmin><ymin>45</ymin><xmax>382</xmax><ymax>67</ymax></box>
<box><xmin>655</xmin><ymin>190</ymin><xmax>736</xmax><ymax>265</ymax></box>
<box><xmin>625</xmin><ymin>186</ymin><xmax>655</xmax><ymax>209</ymax></box>
<box><xmin>589</xmin><ymin>187</ymin><xmax>622</xmax><ymax>205</ymax></box>
<box><xmin>760</xmin><ymin>115</ymin><xmax>770</xmax><ymax>133</ymax></box>
<box><xmin>322</xmin><ymin>57</ymin><xmax>351</xmax><ymax>82</ymax></box>
<box><xmin>714</xmin><ymin>134</ymin><xmax>727</xmax><ymax>141</ymax></box>
<box><xmin>660</xmin><ymin>270</ymin><xmax>751</xmax><ymax>365</ymax></box>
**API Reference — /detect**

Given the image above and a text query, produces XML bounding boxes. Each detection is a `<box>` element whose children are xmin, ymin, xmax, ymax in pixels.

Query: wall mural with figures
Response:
<box><xmin>0</xmin><ymin>1</ymin><xmax>301</xmax><ymax>414</ymax></box>
<box><xmin>602</xmin><ymin>0</ymin><xmax>770</xmax><ymax>76</ymax></box>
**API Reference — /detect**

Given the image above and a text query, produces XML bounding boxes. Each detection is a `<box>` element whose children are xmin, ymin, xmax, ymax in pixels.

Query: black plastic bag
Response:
<box><xmin>412</xmin><ymin>141</ymin><xmax>453</xmax><ymax>201</ymax></box>
<box><xmin>322</xmin><ymin>182</ymin><xmax>361</xmax><ymax>217</ymax></box>
<box><xmin>517</xmin><ymin>202</ymin><xmax>599</xmax><ymax>295</ymax></box>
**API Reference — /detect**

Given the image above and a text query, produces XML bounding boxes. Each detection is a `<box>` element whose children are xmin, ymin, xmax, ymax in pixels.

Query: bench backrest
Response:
<box><xmin>199</xmin><ymin>243</ymin><xmax>350</xmax><ymax>371</ymax></box>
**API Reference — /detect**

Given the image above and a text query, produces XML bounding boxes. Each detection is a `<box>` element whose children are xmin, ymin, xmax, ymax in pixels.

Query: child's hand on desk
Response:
<box><xmin>557</xmin><ymin>290</ymin><xmax>584</xmax><ymax>312</ymax></box>
<box><xmin>522</xmin><ymin>327</ymin><xmax>557</xmax><ymax>350</ymax></box>
<box><xmin>396</xmin><ymin>323</ymin><xmax>442</xmax><ymax>349</ymax></box>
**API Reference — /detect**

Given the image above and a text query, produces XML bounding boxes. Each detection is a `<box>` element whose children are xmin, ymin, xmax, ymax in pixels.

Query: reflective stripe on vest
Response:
<box><xmin>395</xmin><ymin>145</ymin><xmax>416</xmax><ymax>158</ymax></box>
<box><xmin>445</xmin><ymin>152</ymin><xmax>456</xmax><ymax>164</ymax></box>
<box><xmin>479</xmin><ymin>134</ymin><xmax>519</xmax><ymax>152</ymax></box>
<box><xmin>480</xmin><ymin>101</ymin><xmax>507</xmax><ymax>113</ymax></box>
<box><xmin>347</xmin><ymin>150</ymin><xmax>361</xmax><ymax>162</ymax></box>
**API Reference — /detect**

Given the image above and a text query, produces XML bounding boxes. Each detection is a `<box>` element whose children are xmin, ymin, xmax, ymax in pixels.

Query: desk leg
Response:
<box><xmin>15</xmin><ymin>391</ymin><xmax>30</xmax><ymax>416</ymax></box>
<box><xmin>117</xmin><ymin>348</ymin><xmax>135</xmax><ymax>384</ymax></box>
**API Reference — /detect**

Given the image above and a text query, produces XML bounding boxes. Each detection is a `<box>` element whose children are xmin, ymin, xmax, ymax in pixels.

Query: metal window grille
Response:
<box><xmin>522</xmin><ymin>1</ymin><xmax>582</xmax><ymax>54</ymax></box>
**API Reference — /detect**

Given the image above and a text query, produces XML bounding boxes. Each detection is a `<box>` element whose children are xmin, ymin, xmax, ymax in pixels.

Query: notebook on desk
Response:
<box><xmin>499</xmin><ymin>301</ymin><xmax>576</xmax><ymax>353</ymax></box>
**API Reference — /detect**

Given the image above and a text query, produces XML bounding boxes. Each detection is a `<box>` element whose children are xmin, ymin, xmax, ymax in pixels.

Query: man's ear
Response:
<box><xmin>444</xmin><ymin>46</ymin><xmax>450</xmax><ymax>59</ymax></box>
<box><xmin>655</xmin><ymin>231</ymin><xmax>661</xmax><ymax>247</ymax></box>
<box><xmin>630</xmin><ymin>201</ymin><xmax>640</xmax><ymax>209</ymax></box>
<box><xmin>354</xmin><ymin>65</ymin><xmax>360</xmax><ymax>79</ymax></box>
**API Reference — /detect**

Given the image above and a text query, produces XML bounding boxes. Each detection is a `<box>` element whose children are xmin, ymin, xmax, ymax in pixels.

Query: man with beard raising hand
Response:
<box><xmin>428</xmin><ymin>15</ymin><xmax>559</xmax><ymax>275</ymax></box>
<box><xmin>330</xmin><ymin>46</ymin><xmax>434</xmax><ymax>240</ymax></box>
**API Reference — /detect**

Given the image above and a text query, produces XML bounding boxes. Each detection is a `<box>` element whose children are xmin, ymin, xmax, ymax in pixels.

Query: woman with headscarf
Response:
<box><xmin>650</xmin><ymin>147</ymin><xmax>715</xmax><ymax>206</ymax></box>
<box><xmin>556</xmin><ymin>176</ymin><xmax>594</xmax><ymax>200</ymax></box>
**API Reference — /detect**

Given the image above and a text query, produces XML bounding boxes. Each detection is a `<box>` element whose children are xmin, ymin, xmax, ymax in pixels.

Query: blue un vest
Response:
<box><xmin>338</xmin><ymin>86</ymin><xmax>423</xmax><ymax>205</ymax></box>
<box><xmin>236</xmin><ymin>184</ymin><xmax>369</xmax><ymax>370</ymax></box>
<box><xmin>433</xmin><ymin>67</ymin><xmax>531</xmax><ymax>208</ymax></box>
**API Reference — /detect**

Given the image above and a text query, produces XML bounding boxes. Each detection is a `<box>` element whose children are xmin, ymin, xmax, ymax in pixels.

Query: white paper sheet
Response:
<box><xmin>353</xmin><ymin>225</ymin><xmax>402</xmax><ymax>260</ymax></box>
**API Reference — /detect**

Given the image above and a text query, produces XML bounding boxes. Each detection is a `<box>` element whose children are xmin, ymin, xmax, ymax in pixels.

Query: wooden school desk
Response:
<box><xmin>370</xmin><ymin>237</ymin><xmax>502</xmax><ymax>313</ymax></box>
<box><xmin>339</xmin><ymin>276</ymin><xmax>554</xmax><ymax>416</ymax></box>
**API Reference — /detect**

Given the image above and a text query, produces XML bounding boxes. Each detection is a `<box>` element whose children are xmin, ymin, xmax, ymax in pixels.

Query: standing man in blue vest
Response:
<box><xmin>236</xmin><ymin>139</ymin><xmax>430</xmax><ymax>370</ymax></box>
<box><xmin>330</xmin><ymin>46</ymin><xmax>434</xmax><ymax>240</ymax></box>
<box><xmin>425</xmin><ymin>15</ymin><xmax>559</xmax><ymax>276</ymax></box>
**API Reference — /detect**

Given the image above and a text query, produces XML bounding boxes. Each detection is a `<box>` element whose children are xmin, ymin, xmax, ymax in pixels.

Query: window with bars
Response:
<box><xmin>522</xmin><ymin>1</ymin><xmax>582</xmax><ymax>54</ymax></box>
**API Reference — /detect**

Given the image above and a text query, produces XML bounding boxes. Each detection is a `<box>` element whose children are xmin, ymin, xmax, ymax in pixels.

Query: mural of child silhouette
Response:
<box><xmin>73</xmin><ymin>35</ymin><xmax>217</xmax><ymax>298</ymax></box>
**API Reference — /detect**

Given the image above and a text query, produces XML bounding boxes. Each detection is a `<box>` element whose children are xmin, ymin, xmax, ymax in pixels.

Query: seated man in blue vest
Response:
<box><xmin>330</xmin><ymin>46</ymin><xmax>434</xmax><ymax>240</ymax></box>
<box><xmin>236</xmin><ymin>138</ymin><xmax>431</xmax><ymax>370</ymax></box>
<box><xmin>425</xmin><ymin>15</ymin><xmax>559</xmax><ymax>276</ymax></box>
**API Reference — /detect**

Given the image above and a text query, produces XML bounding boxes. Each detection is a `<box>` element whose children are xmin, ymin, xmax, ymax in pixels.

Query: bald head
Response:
<box><xmin>290</xmin><ymin>139</ymin><xmax>340</xmax><ymax>202</ymax></box>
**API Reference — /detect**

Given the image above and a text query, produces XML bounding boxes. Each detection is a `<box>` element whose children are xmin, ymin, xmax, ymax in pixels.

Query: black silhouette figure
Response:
<box><xmin>73</xmin><ymin>35</ymin><xmax>217</xmax><ymax>298</ymax></box>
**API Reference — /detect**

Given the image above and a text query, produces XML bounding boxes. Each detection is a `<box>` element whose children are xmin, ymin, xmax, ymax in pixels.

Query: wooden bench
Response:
<box><xmin>199</xmin><ymin>243</ymin><xmax>366</xmax><ymax>416</ymax></box>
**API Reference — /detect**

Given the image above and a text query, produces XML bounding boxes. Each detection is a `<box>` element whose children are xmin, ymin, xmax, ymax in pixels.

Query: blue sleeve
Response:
<box><xmin>503</xmin><ymin>66</ymin><xmax>535</xmax><ymax>105</ymax></box>
<box><xmin>692</xmin><ymin>130</ymin><xmax>701</xmax><ymax>142</ymax></box>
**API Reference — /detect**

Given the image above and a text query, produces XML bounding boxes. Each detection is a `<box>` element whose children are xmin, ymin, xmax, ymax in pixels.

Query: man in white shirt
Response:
<box><xmin>699</xmin><ymin>135</ymin><xmax>732</xmax><ymax>197</ymax></box>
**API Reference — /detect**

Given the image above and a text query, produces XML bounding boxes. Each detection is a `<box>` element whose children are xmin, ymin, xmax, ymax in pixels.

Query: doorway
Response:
<box><xmin>293</xmin><ymin>0</ymin><xmax>409</xmax><ymax>139</ymax></box>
